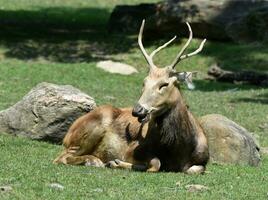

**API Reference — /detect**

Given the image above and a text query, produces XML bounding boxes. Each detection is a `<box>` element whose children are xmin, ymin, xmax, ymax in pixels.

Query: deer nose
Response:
<box><xmin>132</xmin><ymin>103</ymin><xmax>148</xmax><ymax>118</ymax></box>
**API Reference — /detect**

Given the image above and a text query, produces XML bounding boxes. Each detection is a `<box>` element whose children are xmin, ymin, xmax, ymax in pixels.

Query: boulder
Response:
<box><xmin>96</xmin><ymin>60</ymin><xmax>138</xmax><ymax>75</ymax></box>
<box><xmin>199</xmin><ymin>114</ymin><xmax>260</xmax><ymax>166</ymax></box>
<box><xmin>0</xmin><ymin>82</ymin><xmax>96</xmax><ymax>143</ymax></box>
<box><xmin>109</xmin><ymin>0</ymin><xmax>268</xmax><ymax>42</ymax></box>
<box><xmin>108</xmin><ymin>3</ymin><xmax>157</xmax><ymax>33</ymax></box>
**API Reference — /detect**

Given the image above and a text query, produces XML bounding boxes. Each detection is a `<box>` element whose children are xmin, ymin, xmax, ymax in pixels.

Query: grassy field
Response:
<box><xmin>0</xmin><ymin>0</ymin><xmax>268</xmax><ymax>199</ymax></box>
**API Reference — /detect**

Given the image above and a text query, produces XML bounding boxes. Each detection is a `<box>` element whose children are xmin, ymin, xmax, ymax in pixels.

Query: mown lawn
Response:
<box><xmin>0</xmin><ymin>0</ymin><xmax>268</xmax><ymax>199</ymax></box>
<box><xmin>1</xmin><ymin>134</ymin><xmax>268</xmax><ymax>200</ymax></box>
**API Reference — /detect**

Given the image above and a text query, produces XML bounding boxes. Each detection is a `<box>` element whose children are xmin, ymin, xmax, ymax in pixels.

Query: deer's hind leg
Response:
<box><xmin>53</xmin><ymin>149</ymin><xmax>105</xmax><ymax>167</ymax></box>
<box><xmin>54</xmin><ymin>123</ymin><xmax>107</xmax><ymax>166</ymax></box>
<box><xmin>53</xmin><ymin>145</ymin><xmax>105</xmax><ymax>167</ymax></box>
<box><xmin>66</xmin><ymin>154</ymin><xmax>105</xmax><ymax>167</ymax></box>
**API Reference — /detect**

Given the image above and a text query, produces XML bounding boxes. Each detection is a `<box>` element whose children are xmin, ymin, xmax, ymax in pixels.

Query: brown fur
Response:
<box><xmin>54</xmin><ymin>86</ymin><xmax>209</xmax><ymax>173</ymax></box>
<box><xmin>54</xmin><ymin>20</ymin><xmax>209</xmax><ymax>174</ymax></box>
<box><xmin>54</xmin><ymin>105</ymin><xmax>149</xmax><ymax>169</ymax></box>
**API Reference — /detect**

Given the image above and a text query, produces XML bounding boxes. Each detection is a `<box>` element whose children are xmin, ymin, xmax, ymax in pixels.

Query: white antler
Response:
<box><xmin>138</xmin><ymin>19</ymin><xmax>176</xmax><ymax>70</ymax></box>
<box><xmin>168</xmin><ymin>22</ymin><xmax>206</xmax><ymax>70</ymax></box>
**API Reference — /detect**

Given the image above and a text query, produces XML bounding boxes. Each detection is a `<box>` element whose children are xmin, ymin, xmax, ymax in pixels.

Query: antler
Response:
<box><xmin>138</xmin><ymin>19</ymin><xmax>176</xmax><ymax>70</ymax></box>
<box><xmin>168</xmin><ymin>22</ymin><xmax>206</xmax><ymax>70</ymax></box>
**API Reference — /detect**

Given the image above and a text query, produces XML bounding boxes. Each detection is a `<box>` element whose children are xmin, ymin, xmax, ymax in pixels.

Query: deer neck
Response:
<box><xmin>154</xmin><ymin>89</ymin><xmax>194</xmax><ymax>145</ymax></box>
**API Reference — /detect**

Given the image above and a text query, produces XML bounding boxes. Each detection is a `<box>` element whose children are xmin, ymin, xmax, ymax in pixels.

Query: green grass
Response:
<box><xmin>1</xmin><ymin>134</ymin><xmax>268</xmax><ymax>199</ymax></box>
<box><xmin>0</xmin><ymin>0</ymin><xmax>268</xmax><ymax>199</ymax></box>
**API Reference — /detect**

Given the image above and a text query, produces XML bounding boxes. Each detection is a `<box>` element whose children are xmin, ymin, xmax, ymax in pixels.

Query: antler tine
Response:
<box><xmin>150</xmin><ymin>35</ymin><xmax>177</xmax><ymax>59</ymax></box>
<box><xmin>169</xmin><ymin>22</ymin><xmax>206</xmax><ymax>70</ymax></box>
<box><xmin>179</xmin><ymin>38</ymin><xmax>206</xmax><ymax>60</ymax></box>
<box><xmin>169</xmin><ymin>22</ymin><xmax>193</xmax><ymax>69</ymax></box>
<box><xmin>138</xmin><ymin>19</ymin><xmax>156</xmax><ymax>69</ymax></box>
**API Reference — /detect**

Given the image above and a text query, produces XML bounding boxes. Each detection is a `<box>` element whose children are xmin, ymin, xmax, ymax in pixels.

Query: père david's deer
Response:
<box><xmin>54</xmin><ymin>20</ymin><xmax>209</xmax><ymax>174</ymax></box>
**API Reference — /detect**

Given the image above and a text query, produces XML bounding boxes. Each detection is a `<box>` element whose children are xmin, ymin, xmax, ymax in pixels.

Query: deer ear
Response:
<box><xmin>175</xmin><ymin>72</ymin><xmax>197</xmax><ymax>90</ymax></box>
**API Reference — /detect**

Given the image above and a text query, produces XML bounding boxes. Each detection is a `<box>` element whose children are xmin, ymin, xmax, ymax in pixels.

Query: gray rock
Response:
<box><xmin>0</xmin><ymin>82</ymin><xmax>96</xmax><ymax>143</ymax></box>
<box><xmin>49</xmin><ymin>183</ymin><xmax>64</xmax><ymax>190</ymax></box>
<box><xmin>108</xmin><ymin>3</ymin><xmax>157</xmax><ymax>33</ymax></box>
<box><xmin>0</xmin><ymin>185</ymin><xmax>13</xmax><ymax>193</ymax></box>
<box><xmin>199</xmin><ymin>114</ymin><xmax>260</xmax><ymax>166</ymax></box>
<box><xmin>96</xmin><ymin>60</ymin><xmax>138</xmax><ymax>75</ymax></box>
<box><xmin>185</xmin><ymin>184</ymin><xmax>209</xmax><ymax>193</ymax></box>
<box><xmin>109</xmin><ymin>0</ymin><xmax>268</xmax><ymax>42</ymax></box>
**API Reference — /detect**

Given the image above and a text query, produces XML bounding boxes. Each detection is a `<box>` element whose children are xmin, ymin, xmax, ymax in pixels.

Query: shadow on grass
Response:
<box><xmin>0</xmin><ymin>7</ymin><xmax>110</xmax><ymax>33</ymax></box>
<box><xmin>0</xmin><ymin>5</ymin><xmax>267</xmax><ymax>74</ymax></box>
<box><xmin>203</xmin><ymin>41</ymin><xmax>268</xmax><ymax>73</ymax></box>
<box><xmin>193</xmin><ymin>80</ymin><xmax>262</xmax><ymax>92</ymax></box>
<box><xmin>193</xmin><ymin>80</ymin><xmax>268</xmax><ymax>105</ymax></box>
<box><xmin>232</xmin><ymin>97</ymin><xmax>268</xmax><ymax>104</ymax></box>
<box><xmin>230</xmin><ymin>92</ymin><xmax>268</xmax><ymax>104</ymax></box>
<box><xmin>0</xmin><ymin>7</ymin><xmax>136</xmax><ymax>63</ymax></box>
<box><xmin>199</xmin><ymin>40</ymin><xmax>268</xmax><ymax>92</ymax></box>
<box><xmin>0</xmin><ymin>34</ymin><xmax>135</xmax><ymax>63</ymax></box>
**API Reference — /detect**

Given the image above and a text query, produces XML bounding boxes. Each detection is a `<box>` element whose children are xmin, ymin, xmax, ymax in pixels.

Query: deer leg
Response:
<box><xmin>186</xmin><ymin>165</ymin><xmax>205</xmax><ymax>175</ymax></box>
<box><xmin>146</xmin><ymin>157</ymin><xmax>161</xmax><ymax>172</ymax></box>
<box><xmin>187</xmin><ymin>127</ymin><xmax>208</xmax><ymax>175</ymax></box>
<box><xmin>106</xmin><ymin>159</ymin><xmax>148</xmax><ymax>171</ymax></box>
<box><xmin>84</xmin><ymin>155</ymin><xmax>105</xmax><ymax>167</ymax></box>
<box><xmin>66</xmin><ymin>154</ymin><xmax>104</xmax><ymax>167</ymax></box>
<box><xmin>106</xmin><ymin>159</ymin><xmax>133</xmax><ymax>170</ymax></box>
<box><xmin>54</xmin><ymin>151</ymin><xmax>104</xmax><ymax>167</ymax></box>
<box><xmin>106</xmin><ymin>157</ymin><xmax>160</xmax><ymax>172</ymax></box>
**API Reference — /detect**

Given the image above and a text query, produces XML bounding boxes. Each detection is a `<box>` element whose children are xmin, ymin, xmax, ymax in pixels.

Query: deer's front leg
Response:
<box><xmin>106</xmin><ymin>159</ymin><xmax>134</xmax><ymax>170</ymax></box>
<box><xmin>106</xmin><ymin>157</ymin><xmax>161</xmax><ymax>172</ymax></box>
<box><xmin>146</xmin><ymin>157</ymin><xmax>161</xmax><ymax>172</ymax></box>
<box><xmin>186</xmin><ymin>165</ymin><xmax>205</xmax><ymax>175</ymax></box>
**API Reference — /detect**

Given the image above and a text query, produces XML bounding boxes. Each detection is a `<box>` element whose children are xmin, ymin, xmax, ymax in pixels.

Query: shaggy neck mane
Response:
<box><xmin>155</xmin><ymin>99</ymin><xmax>194</xmax><ymax>146</ymax></box>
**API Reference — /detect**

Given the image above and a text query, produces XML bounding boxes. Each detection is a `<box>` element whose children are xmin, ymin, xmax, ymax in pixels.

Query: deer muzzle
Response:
<box><xmin>132</xmin><ymin>103</ymin><xmax>149</xmax><ymax>123</ymax></box>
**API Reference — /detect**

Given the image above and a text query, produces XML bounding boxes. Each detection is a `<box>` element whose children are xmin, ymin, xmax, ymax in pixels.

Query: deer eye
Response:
<box><xmin>159</xmin><ymin>83</ymin><xmax>169</xmax><ymax>90</ymax></box>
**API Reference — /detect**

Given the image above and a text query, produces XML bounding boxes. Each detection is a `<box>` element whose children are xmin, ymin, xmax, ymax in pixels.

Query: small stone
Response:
<box><xmin>0</xmin><ymin>186</ymin><xmax>12</xmax><ymax>192</ymax></box>
<box><xmin>104</xmin><ymin>95</ymin><xmax>116</xmax><ymax>100</ymax></box>
<box><xmin>259</xmin><ymin>123</ymin><xmax>268</xmax><ymax>130</ymax></box>
<box><xmin>261</xmin><ymin>147</ymin><xmax>268</xmax><ymax>155</ymax></box>
<box><xmin>92</xmin><ymin>188</ymin><xmax>103</xmax><ymax>193</ymax></box>
<box><xmin>49</xmin><ymin>183</ymin><xmax>64</xmax><ymax>190</ymax></box>
<box><xmin>175</xmin><ymin>181</ymin><xmax>181</xmax><ymax>187</ymax></box>
<box><xmin>185</xmin><ymin>184</ymin><xmax>209</xmax><ymax>192</ymax></box>
<box><xmin>96</xmin><ymin>60</ymin><xmax>138</xmax><ymax>75</ymax></box>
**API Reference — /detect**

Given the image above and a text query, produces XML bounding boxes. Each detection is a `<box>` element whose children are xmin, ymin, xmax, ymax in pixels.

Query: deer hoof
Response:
<box><xmin>186</xmin><ymin>165</ymin><xmax>205</xmax><ymax>175</ymax></box>
<box><xmin>106</xmin><ymin>160</ymin><xmax>119</xmax><ymax>168</ymax></box>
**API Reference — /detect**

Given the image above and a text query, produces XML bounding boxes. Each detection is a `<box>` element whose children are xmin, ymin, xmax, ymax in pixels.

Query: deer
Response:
<box><xmin>53</xmin><ymin>20</ymin><xmax>209</xmax><ymax>174</ymax></box>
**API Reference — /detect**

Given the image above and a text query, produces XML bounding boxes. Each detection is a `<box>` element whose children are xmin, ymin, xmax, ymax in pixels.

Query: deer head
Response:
<box><xmin>132</xmin><ymin>20</ymin><xmax>206</xmax><ymax>123</ymax></box>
